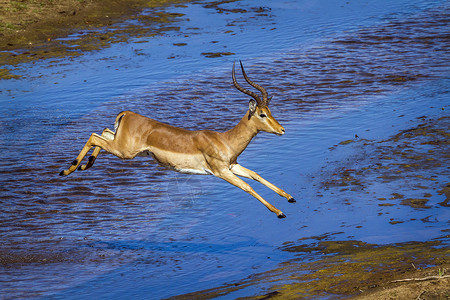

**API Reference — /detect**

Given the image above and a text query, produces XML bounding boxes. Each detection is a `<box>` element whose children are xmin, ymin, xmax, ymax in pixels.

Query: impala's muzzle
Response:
<box><xmin>276</xmin><ymin>127</ymin><xmax>285</xmax><ymax>136</ymax></box>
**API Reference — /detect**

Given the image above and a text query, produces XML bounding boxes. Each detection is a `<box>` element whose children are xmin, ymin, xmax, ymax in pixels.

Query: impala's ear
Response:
<box><xmin>248</xmin><ymin>99</ymin><xmax>257</xmax><ymax>120</ymax></box>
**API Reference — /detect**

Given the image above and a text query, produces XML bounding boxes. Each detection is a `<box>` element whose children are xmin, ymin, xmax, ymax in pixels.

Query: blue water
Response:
<box><xmin>0</xmin><ymin>0</ymin><xmax>448</xmax><ymax>298</ymax></box>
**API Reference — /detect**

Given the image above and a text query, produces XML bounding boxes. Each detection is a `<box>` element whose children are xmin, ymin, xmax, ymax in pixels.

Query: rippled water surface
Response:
<box><xmin>0</xmin><ymin>0</ymin><xmax>449</xmax><ymax>298</ymax></box>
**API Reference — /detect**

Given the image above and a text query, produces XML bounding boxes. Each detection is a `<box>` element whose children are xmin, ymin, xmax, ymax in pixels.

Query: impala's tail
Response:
<box><xmin>115</xmin><ymin>112</ymin><xmax>126</xmax><ymax>132</ymax></box>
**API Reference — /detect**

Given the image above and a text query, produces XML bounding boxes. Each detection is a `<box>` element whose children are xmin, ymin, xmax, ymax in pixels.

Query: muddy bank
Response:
<box><xmin>0</xmin><ymin>0</ymin><xmax>269</xmax><ymax>80</ymax></box>
<box><xmin>0</xmin><ymin>0</ymin><xmax>191</xmax><ymax>79</ymax></box>
<box><xmin>171</xmin><ymin>238</ymin><xmax>449</xmax><ymax>300</ymax></box>
<box><xmin>0</xmin><ymin>0</ymin><xmax>187</xmax><ymax>50</ymax></box>
<box><xmin>356</xmin><ymin>264</ymin><xmax>450</xmax><ymax>300</ymax></box>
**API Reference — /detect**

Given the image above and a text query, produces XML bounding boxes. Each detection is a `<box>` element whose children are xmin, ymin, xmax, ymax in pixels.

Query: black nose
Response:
<box><xmin>281</xmin><ymin>128</ymin><xmax>285</xmax><ymax>133</ymax></box>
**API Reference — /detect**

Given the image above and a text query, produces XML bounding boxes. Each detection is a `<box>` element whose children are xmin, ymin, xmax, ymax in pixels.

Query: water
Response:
<box><xmin>0</xmin><ymin>0</ymin><xmax>449</xmax><ymax>298</ymax></box>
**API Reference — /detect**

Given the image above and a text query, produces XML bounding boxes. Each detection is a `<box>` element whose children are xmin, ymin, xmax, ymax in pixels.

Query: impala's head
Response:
<box><xmin>232</xmin><ymin>61</ymin><xmax>285</xmax><ymax>136</ymax></box>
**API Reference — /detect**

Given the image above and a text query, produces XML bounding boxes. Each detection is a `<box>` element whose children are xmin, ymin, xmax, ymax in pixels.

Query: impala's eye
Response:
<box><xmin>260</xmin><ymin>113</ymin><xmax>267</xmax><ymax>118</ymax></box>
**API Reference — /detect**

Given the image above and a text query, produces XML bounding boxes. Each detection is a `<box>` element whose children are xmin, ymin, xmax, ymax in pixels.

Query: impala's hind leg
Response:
<box><xmin>59</xmin><ymin>132</ymin><xmax>114</xmax><ymax>176</ymax></box>
<box><xmin>78</xmin><ymin>128</ymin><xmax>115</xmax><ymax>171</ymax></box>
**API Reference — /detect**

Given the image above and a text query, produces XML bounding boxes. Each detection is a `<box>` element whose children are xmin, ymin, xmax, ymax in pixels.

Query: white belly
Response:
<box><xmin>148</xmin><ymin>148</ymin><xmax>213</xmax><ymax>175</ymax></box>
<box><xmin>175</xmin><ymin>168</ymin><xmax>213</xmax><ymax>175</ymax></box>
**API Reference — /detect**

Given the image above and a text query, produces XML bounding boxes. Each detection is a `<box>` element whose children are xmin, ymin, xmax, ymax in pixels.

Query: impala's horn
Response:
<box><xmin>238</xmin><ymin>61</ymin><xmax>270</xmax><ymax>107</ymax></box>
<box><xmin>232</xmin><ymin>62</ymin><xmax>262</xmax><ymax>106</ymax></box>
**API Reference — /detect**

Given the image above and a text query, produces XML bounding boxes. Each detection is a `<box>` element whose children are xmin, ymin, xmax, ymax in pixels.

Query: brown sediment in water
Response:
<box><xmin>0</xmin><ymin>0</ymin><xmax>192</xmax><ymax>79</ymax></box>
<box><xmin>323</xmin><ymin>116</ymin><xmax>449</xmax><ymax>208</ymax></box>
<box><xmin>0</xmin><ymin>0</ymin><xmax>187</xmax><ymax>50</ymax></box>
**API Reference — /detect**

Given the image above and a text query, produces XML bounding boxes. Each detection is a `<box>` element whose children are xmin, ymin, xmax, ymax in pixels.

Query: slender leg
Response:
<box><xmin>78</xmin><ymin>128</ymin><xmax>115</xmax><ymax>171</ymax></box>
<box><xmin>59</xmin><ymin>133</ymin><xmax>114</xmax><ymax>176</ymax></box>
<box><xmin>231</xmin><ymin>164</ymin><xmax>296</xmax><ymax>203</ymax></box>
<box><xmin>216</xmin><ymin>169</ymin><xmax>286</xmax><ymax>218</ymax></box>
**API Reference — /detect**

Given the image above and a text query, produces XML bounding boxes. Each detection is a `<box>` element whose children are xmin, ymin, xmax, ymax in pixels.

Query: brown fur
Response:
<box><xmin>60</xmin><ymin>66</ymin><xmax>295</xmax><ymax>218</ymax></box>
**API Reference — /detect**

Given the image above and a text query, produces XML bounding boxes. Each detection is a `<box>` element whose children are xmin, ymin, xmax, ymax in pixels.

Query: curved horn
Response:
<box><xmin>239</xmin><ymin>61</ymin><xmax>269</xmax><ymax>106</ymax></box>
<box><xmin>232</xmin><ymin>62</ymin><xmax>262</xmax><ymax>105</ymax></box>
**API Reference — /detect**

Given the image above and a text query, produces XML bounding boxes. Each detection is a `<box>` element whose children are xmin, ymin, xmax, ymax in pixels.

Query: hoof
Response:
<box><xmin>277</xmin><ymin>213</ymin><xmax>286</xmax><ymax>219</ymax></box>
<box><xmin>78</xmin><ymin>165</ymin><xmax>83</xmax><ymax>171</ymax></box>
<box><xmin>85</xmin><ymin>155</ymin><xmax>96</xmax><ymax>169</ymax></box>
<box><xmin>71</xmin><ymin>159</ymin><xmax>78</xmax><ymax>166</ymax></box>
<box><xmin>288</xmin><ymin>198</ymin><xmax>296</xmax><ymax>203</ymax></box>
<box><xmin>59</xmin><ymin>170</ymin><xmax>65</xmax><ymax>176</ymax></box>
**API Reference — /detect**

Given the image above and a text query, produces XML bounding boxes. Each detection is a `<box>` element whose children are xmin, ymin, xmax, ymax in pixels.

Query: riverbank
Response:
<box><xmin>356</xmin><ymin>264</ymin><xmax>450</xmax><ymax>300</ymax></box>
<box><xmin>0</xmin><ymin>0</ymin><xmax>190</xmax><ymax>79</ymax></box>
<box><xmin>0</xmin><ymin>0</ymin><xmax>184</xmax><ymax>50</ymax></box>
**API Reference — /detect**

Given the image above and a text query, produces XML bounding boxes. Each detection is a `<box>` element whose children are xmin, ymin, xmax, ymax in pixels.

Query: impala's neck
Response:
<box><xmin>224</xmin><ymin>111</ymin><xmax>258</xmax><ymax>159</ymax></box>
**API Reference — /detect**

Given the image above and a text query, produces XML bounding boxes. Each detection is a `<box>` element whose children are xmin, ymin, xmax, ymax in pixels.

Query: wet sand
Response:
<box><xmin>1</xmin><ymin>0</ymin><xmax>449</xmax><ymax>299</ymax></box>
<box><xmin>0</xmin><ymin>0</ymin><xmax>188</xmax><ymax>50</ymax></box>
<box><xmin>0</xmin><ymin>0</ymin><xmax>191</xmax><ymax>79</ymax></box>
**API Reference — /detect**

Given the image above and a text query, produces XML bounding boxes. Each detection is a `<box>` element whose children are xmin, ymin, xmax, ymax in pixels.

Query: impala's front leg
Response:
<box><xmin>231</xmin><ymin>164</ymin><xmax>296</xmax><ymax>203</ymax></box>
<box><xmin>216</xmin><ymin>170</ymin><xmax>286</xmax><ymax>218</ymax></box>
<box><xmin>59</xmin><ymin>133</ymin><xmax>112</xmax><ymax>176</ymax></box>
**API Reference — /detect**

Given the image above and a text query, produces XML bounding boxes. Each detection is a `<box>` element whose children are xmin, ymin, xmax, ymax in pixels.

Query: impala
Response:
<box><xmin>60</xmin><ymin>62</ymin><xmax>295</xmax><ymax>218</ymax></box>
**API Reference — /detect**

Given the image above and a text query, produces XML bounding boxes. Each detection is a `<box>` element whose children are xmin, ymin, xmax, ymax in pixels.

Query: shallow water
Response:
<box><xmin>0</xmin><ymin>0</ymin><xmax>449</xmax><ymax>298</ymax></box>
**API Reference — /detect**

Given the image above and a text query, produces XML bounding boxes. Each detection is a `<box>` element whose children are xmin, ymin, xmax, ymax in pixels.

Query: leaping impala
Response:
<box><xmin>60</xmin><ymin>61</ymin><xmax>295</xmax><ymax>218</ymax></box>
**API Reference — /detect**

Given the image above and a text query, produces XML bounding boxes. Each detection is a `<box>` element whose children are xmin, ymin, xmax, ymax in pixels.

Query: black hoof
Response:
<box><xmin>71</xmin><ymin>159</ymin><xmax>78</xmax><ymax>166</ymax></box>
<box><xmin>277</xmin><ymin>213</ymin><xmax>286</xmax><ymax>219</ymax></box>
<box><xmin>78</xmin><ymin>166</ymin><xmax>83</xmax><ymax>171</ymax></box>
<box><xmin>59</xmin><ymin>170</ymin><xmax>65</xmax><ymax>176</ymax></box>
<box><xmin>86</xmin><ymin>156</ymin><xmax>96</xmax><ymax>167</ymax></box>
<box><xmin>288</xmin><ymin>198</ymin><xmax>296</xmax><ymax>203</ymax></box>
